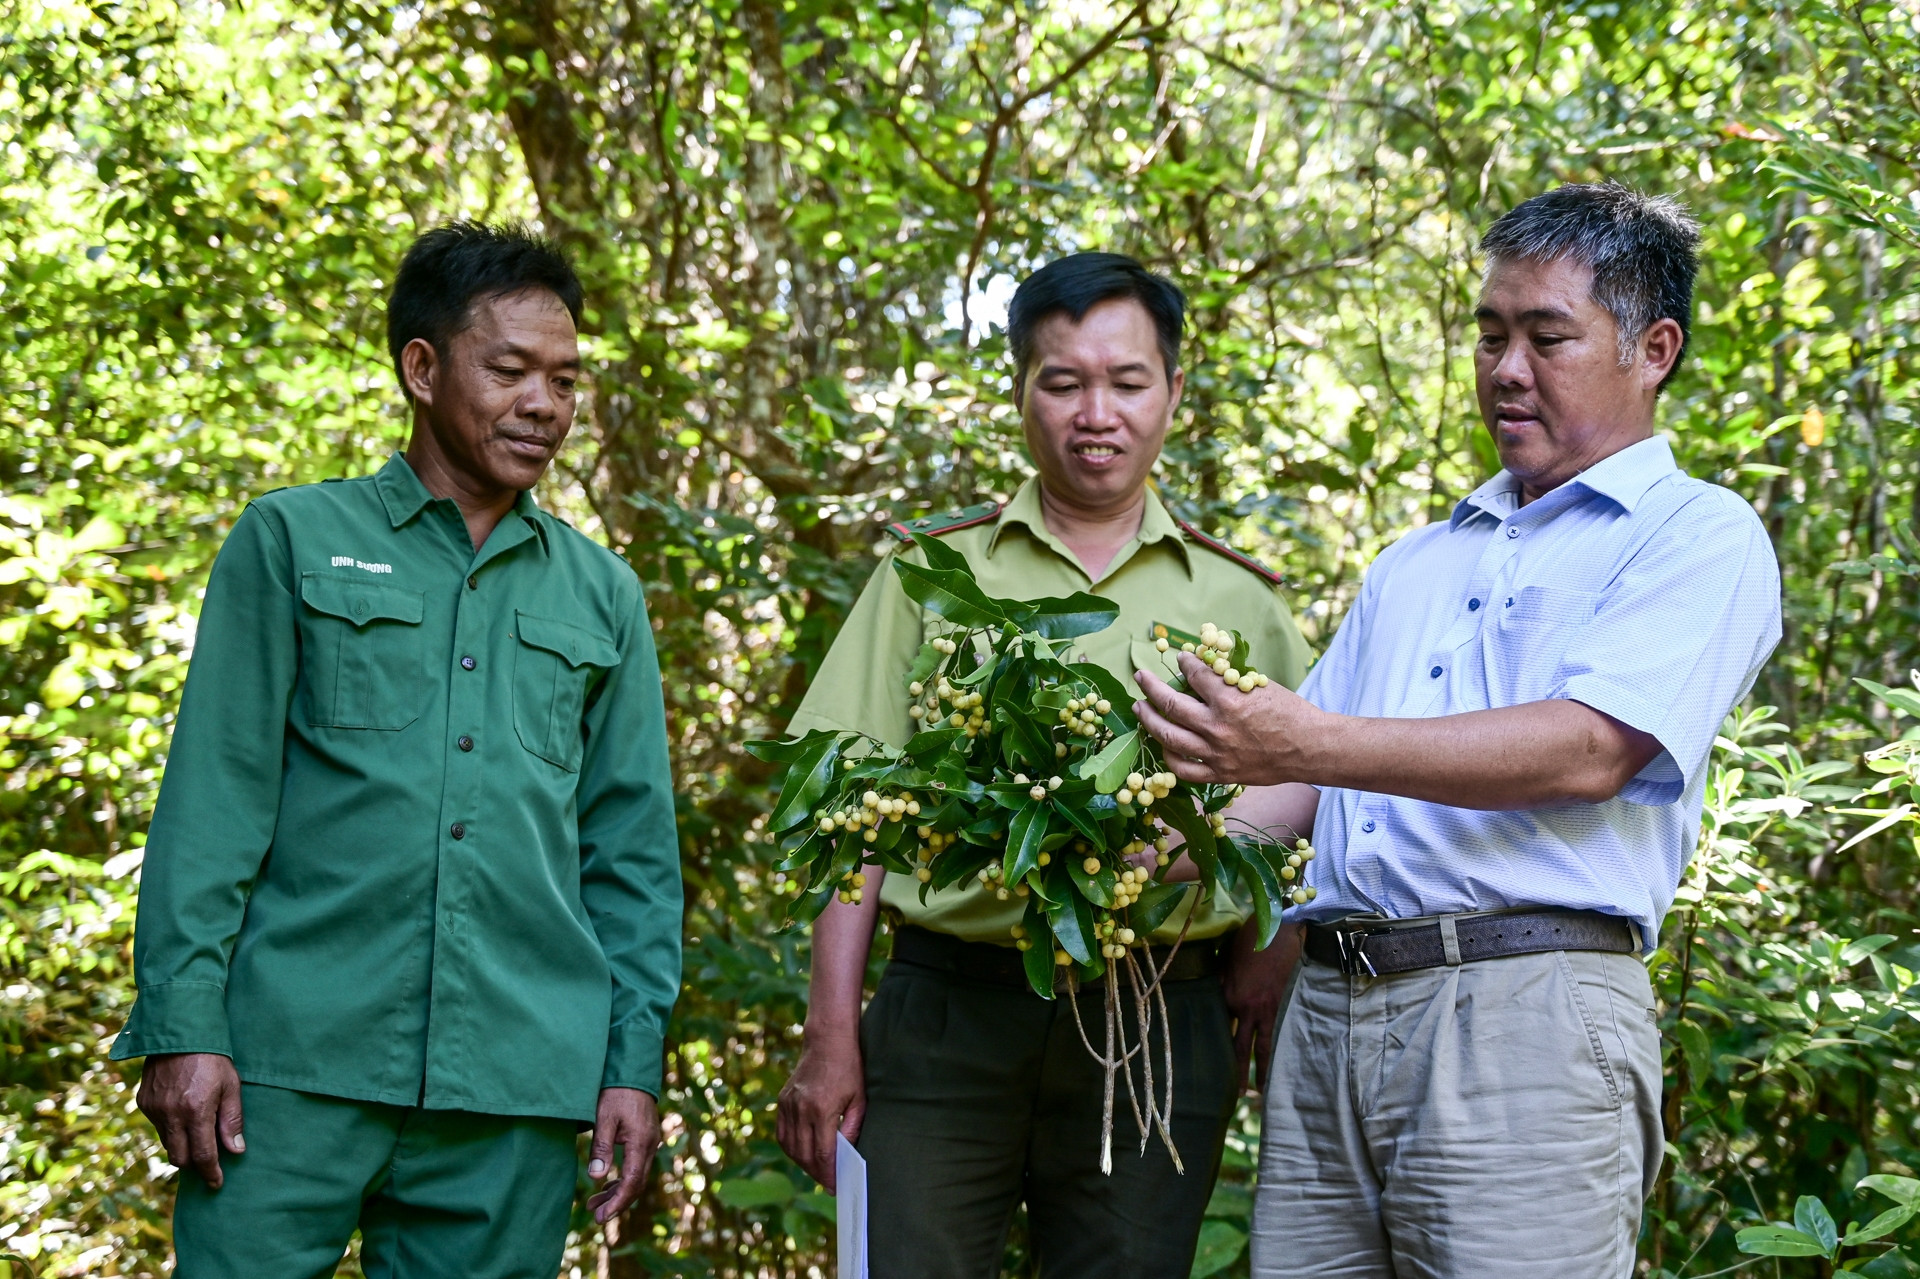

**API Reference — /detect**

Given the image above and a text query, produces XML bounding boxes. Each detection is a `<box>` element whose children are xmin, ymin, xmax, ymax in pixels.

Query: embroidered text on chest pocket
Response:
<box><xmin>512</xmin><ymin>610</ymin><xmax>621</xmax><ymax>772</ymax></box>
<box><xmin>1486</xmin><ymin>584</ymin><xmax>1600</xmax><ymax>703</ymax></box>
<box><xmin>298</xmin><ymin>573</ymin><xmax>428</xmax><ymax>730</ymax></box>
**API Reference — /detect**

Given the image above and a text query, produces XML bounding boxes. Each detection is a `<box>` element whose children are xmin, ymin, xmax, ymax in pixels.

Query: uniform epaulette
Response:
<box><xmin>885</xmin><ymin>502</ymin><xmax>1003</xmax><ymax>544</ymax></box>
<box><xmin>1174</xmin><ymin>517</ymin><xmax>1285</xmax><ymax>586</ymax></box>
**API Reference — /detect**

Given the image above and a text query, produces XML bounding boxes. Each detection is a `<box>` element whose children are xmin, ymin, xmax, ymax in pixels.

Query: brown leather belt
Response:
<box><xmin>890</xmin><ymin>925</ymin><xmax>1225</xmax><ymax>992</ymax></box>
<box><xmin>1303</xmin><ymin>908</ymin><xmax>1638</xmax><ymax>977</ymax></box>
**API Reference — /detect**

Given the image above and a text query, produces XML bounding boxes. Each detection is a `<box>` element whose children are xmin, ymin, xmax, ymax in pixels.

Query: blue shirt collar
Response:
<box><xmin>1450</xmin><ymin>434</ymin><xmax>1678</xmax><ymax>529</ymax></box>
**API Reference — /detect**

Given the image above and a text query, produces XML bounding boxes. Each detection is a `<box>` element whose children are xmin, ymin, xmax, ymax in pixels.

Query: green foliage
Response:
<box><xmin>1</xmin><ymin>0</ymin><xmax>1918</xmax><ymax>1274</ymax></box>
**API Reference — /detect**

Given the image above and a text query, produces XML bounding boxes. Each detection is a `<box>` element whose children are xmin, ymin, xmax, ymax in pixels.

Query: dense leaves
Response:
<box><xmin>2</xmin><ymin>0</ymin><xmax>1919</xmax><ymax>1275</ymax></box>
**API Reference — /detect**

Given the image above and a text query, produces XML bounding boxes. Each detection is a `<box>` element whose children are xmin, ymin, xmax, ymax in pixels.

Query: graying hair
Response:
<box><xmin>1479</xmin><ymin>183</ymin><xmax>1701</xmax><ymax>392</ymax></box>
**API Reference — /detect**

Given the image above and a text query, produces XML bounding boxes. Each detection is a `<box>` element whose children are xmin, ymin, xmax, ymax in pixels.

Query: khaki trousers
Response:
<box><xmin>1249</xmin><ymin>948</ymin><xmax>1662</xmax><ymax>1278</ymax></box>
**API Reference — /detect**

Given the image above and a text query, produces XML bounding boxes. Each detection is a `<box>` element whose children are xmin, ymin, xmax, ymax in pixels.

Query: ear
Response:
<box><xmin>400</xmin><ymin>337</ymin><xmax>440</xmax><ymax>407</ymax></box>
<box><xmin>1167</xmin><ymin>365</ymin><xmax>1185</xmax><ymax>413</ymax></box>
<box><xmin>1637</xmin><ymin>317</ymin><xmax>1684</xmax><ymax>392</ymax></box>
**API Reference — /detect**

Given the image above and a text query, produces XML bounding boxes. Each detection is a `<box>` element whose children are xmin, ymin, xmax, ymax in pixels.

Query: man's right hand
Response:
<box><xmin>136</xmin><ymin>1052</ymin><xmax>246</xmax><ymax>1189</ymax></box>
<box><xmin>776</xmin><ymin>1033</ymin><xmax>865</xmax><ymax>1192</ymax></box>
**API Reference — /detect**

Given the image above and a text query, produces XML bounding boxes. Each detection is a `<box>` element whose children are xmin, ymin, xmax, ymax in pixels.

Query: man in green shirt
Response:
<box><xmin>111</xmin><ymin>223</ymin><xmax>683</xmax><ymax>1278</ymax></box>
<box><xmin>776</xmin><ymin>253</ymin><xmax>1312</xmax><ymax>1278</ymax></box>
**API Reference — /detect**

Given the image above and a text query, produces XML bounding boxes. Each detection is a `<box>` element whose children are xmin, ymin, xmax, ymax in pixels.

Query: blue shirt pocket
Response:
<box><xmin>1488</xmin><ymin>584</ymin><xmax>1600</xmax><ymax>704</ymax></box>
<box><xmin>512</xmin><ymin>610</ymin><xmax>621</xmax><ymax>772</ymax></box>
<box><xmin>298</xmin><ymin>573</ymin><xmax>427</xmax><ymax>730</ymax></box>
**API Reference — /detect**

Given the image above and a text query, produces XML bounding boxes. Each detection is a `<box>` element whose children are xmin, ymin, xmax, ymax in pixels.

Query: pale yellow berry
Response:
<box><xmin>1127</xmin><ymin>772</ymin><xmax>1146</xmax><ymax>791</ymax></box>
<box><xmin>1281</xmin><ymin>865</ymin><xmax>1297</xmax><ymax>881</ymax></box>
<box><xmin>1030</xmin><ymin>785</ymin><xmax>1048</xmax><ymax>801</ymax></box>
<box><xmin>1095</xmin><ymin>699</ymin><xmax>1111</xmax><ymax>715</ymax></box>
<box><xmin>1138</xmin><ymin>792</ymin><xmax>1154</xmax><ymax>808</ymax></box>
<box><xmin>1117</xmin><ymin>788</ymin><xmax>1134</xmax><ymax>805</ymax></box>
<box><xmin>1055</xmin><ymin>949</ymin><xmax>1072</xmax><ymax>966</ymax></box>
<box><xmin>995</xmin><ymin>888</ymin><xmax>1009</xmax><ymax>900</ymax></box>
<box><xmin>1014</xmin><ymin>773</ymin><xmax>1030</xmax><ymax>784</ymax></box>
<box><xmin>1068</xmin><ymin>698</ymin><xmax>1083</xmax><ymax>712</ymax></box>
<box><xmin>1055</xmin><ymin>743</ymin><xmax>1069</xmax><ymax>758</ymax></box>
<box><xmin>909</xmin><ymin>681</ymin><xmax>924</xmax><ymax>696</ymax></box>
<box><xmin>950</xmin><ymin>712</ymin><xmax>966</xmax><ymax>727</ymax></box>
<box><xmin>819</xmin><ymin>817</ymin><xmax>835</xmax><ymax>833</ymax></box>
<box><xmin>916</xmin><ymin>867</ymin><xmax>932</xmax><ymax>882</ymax></box>
<box><xmin>851</xmin><ymin>872</ymin><xmax>867</xmax><ymax>887</ymax></box>
<box><xmin>863</xmin><ymin>791</ymin><xmax>880</xmax><ymax>808</ymax></box>
<box><xmin>1157</xmin><ymin>852</ymin><xmax>1171</xmax><ymax>867</ymax></box>
<box><xmin>1155</xmin><ymin>638</ymin><xmax>1169</xmax><ymax>652</ymax></box>
<box><xmin>1048</xmin><ymin>776</ymin><xmax>1062</xmax><ymax>791</ymax></box>
<box><xmin>1118</xmin><ymin>928</ymin><xmax>1136</xmax><ymax>945</ymax></box>
<box><xmin>1082</xmin><ymin>856</ymin><xmax>1101</xmax><ymax>874</ymax></box>
<box><xmin>1038</xmin><ymin>852</ymin><xmax>1052</xmax><ymax>867</ymax></box>
<box><xmin>906</xmin><ymin>800</ymin><xmax>921</xmax><ymax>815</ymax></box>
<box><xmin>864</xmin><ymin>829</ymin><xmax>878</xmax><ymax>843</ymax></box>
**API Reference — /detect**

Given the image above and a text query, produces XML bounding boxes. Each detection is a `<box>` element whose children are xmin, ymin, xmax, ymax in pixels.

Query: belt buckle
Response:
<box><xmin>1335</xmin><ymin>927</ymin><xmax>1378</xmax><ymax>977</ymax></box>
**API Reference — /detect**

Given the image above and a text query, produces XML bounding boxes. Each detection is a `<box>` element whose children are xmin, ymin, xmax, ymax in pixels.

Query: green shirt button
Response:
<box><xmin>450</xmin><ymin>822</ymin><xmax>466</xmax><ymax>840</ymax></box>
<box><xmin>457</xmin><ymin>735</ymin><xmax>474</xmax><ymax>752</ymax></box>
<box><xmin>351</xmin><ymin>598</ymin><xmax>369</xmax><ymax>618</ymax></box>
<box><xmin>460</xmin><ymin>655</ymin><xmax>476</xmax><ymax>670</ymax></box>
<box><xmin>467</xmin><ymin>575</ymin><xmax>478</xmax><ymax>589</ymax></box>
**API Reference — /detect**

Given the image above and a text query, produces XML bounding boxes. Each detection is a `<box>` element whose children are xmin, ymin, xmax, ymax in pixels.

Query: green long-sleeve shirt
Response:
<box><xmin>111</xmin><ymin>455</ymin><xmax>683</xmax><ymax>1121</ymax></box>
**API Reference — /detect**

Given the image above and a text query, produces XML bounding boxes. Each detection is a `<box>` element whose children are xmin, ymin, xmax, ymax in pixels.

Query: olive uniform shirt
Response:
<box><xmin>787</xmin><ymin>477</ymin><xmax>1311</xmax><ymax>945</ymax></box>
<box><xmin>111</xmin><ymin>455</ymin><xmax>683</xmax><ymax>1123</ymax></box>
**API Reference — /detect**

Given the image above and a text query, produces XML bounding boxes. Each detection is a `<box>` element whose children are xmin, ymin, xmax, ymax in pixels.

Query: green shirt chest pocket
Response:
<box><xmin>512</xmin><ymin>611</ymin><xmax>621</xmax><ymax>772</ymax></box>
<box><xmin>298</xmin><ymin>573</ymin><xmax>428</xmax><ymax>730</ymax></box>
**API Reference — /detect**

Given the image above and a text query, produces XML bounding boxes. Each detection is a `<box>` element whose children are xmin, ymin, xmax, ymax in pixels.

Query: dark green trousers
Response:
<box><xmin>173</xmin><ymin>1083</ymin><xmax>579</xmax><ymax>1279</ymax></box>
<box><xmin>857</xmin><ymin>954</ymin><xmax>1238</xmax><ymax>1279</ymax></box>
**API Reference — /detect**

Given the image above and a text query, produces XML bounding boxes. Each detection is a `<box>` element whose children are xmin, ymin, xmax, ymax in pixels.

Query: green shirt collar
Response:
<box><xmin>374</xmin><ymin>453</ymin><xmax>549</xmax><ymax>553</ymax></box>
<box><xmin>988</xmin><ymin>476</ymin><xmax>1192</xmax><ymax>582</ymax></box>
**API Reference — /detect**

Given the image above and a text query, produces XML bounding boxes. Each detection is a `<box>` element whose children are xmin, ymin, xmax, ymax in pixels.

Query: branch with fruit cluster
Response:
<box><xmin>749</xmin><ymin>533</ymin><xmax>1313</xmax><ymax>1169</ymax></box>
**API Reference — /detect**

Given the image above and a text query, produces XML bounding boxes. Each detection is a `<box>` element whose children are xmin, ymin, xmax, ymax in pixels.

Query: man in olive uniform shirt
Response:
<box><xmin>777</xmin><ymin>253</ymin><xmax>1311</xmax><ymax>1278</ymax></box>
<box><xmin>112</xmin><ymin>223</ymin><xmax>682</xmax><ymax>1278</ymax></box>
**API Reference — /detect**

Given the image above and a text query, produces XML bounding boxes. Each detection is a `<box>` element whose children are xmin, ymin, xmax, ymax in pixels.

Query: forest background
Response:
<box><xmin>4</xmin><ymin>0</ymin><xmax>1920</xmax><ymax>1274</ymax></box>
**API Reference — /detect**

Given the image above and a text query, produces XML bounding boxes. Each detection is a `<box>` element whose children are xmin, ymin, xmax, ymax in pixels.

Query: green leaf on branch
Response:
<box><xmin>1843</xmin><ymin>1203</ymin><xmax>1917</xmax><ymax>1246</ymax></box>
<box><xmin>1130</xmin><ymin>880</ymin><xmax>1195</xmax><ymax>934</ymax></box>
<box><xmin>1011</xmin><ymin>592</ymin><xmax>1121</xmax><ymax>640</ymax></box>
<box><xmin>1862</xmin><ymin>1175</ymin><xmax>1920</xmax><ymax>1208</ymax></box>
<box><xmin>1045</xmin><ymin>882</ymin><xmax>1096</xmax><ymax>964</ymax></box>
<box><xmin>766</xmin><ymin>734</ymin><xmax>842</xmax><ymax>830</ymax></box>
<box><xmin>1797</xmin><ymin>1194</ymin><xmax>1840</xmax><ymax>1254</ymax></box>
<box><xmin>1006</xmin><ymin>801</ymin><xmax>1050</xmax><ymax>881</ymax></box>
<box><xmin>1078</xmin><ymin>729</ymin><xmax>1139</xmax><ymax>791</ymax></box>
<box><xmin>1736</xmin><ymin>1224</ymin><xmax>1832</xmax><ymax>1257</ymax></box>
<box><xmin>892</xmin><ymin>557</ymin><xmax>1007</xmax><ymax>629</ymax></box>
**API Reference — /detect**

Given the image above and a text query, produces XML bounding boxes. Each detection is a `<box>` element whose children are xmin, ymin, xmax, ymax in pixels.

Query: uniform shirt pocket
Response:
<box><xmin>512</xmin><ymin>610</ymin><xmax>621</xmax><ymax>772</ymax></box>
<box><xmin>1487</xmin><ymin>584</ymin><xmax>1600</xmax><ymax>703</ymax></box>
<box><xmin>298</xmin><ymin>573</ymin><xmax>427</xmax><ymax>730</ymax></box>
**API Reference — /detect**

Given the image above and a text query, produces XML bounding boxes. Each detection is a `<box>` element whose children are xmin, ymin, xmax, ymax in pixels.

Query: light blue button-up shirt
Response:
<box><xmin>1294</xmin><ymin>436</ymin><xmax>1782</xmax><ymax>945</ymax></box>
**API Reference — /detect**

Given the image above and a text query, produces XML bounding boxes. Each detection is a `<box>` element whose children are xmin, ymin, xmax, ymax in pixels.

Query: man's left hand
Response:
<box><xmin>1222</xmin><ymin>921</ymin><xmax>1303</xmax><ymax>1093</ymax></box>
<box><xmin>1135</xmin><ymin>652</ymin><xmax>1324</xmax><ymax>787</ymax></box>
<box><xmin>587</xmin><ymin>1087</ymin><xmax>661</xmax><ymax>1224</ymax></box>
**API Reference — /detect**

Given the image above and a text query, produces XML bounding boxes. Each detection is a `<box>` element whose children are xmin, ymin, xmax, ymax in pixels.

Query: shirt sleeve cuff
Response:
<box><xmin>108</xmin><ymin>980</ymin><xmax>233</xmax><ymax>1061</ymax></box>
<box><xmin>601</xmin><ymin>1013</ymin><xmax>666</xmax><ymax>1097</ymax></box>
<box><xmin>1558</xmin><ymin>681</ymin><xmax>1686</xmax><ymax>807</ymax></box>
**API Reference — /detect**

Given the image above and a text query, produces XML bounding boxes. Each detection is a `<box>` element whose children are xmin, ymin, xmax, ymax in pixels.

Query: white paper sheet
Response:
<box><xmin>835</xmin><ymin>1133</ymin><xmax>869</xmax><ymax>1279</ymax></box>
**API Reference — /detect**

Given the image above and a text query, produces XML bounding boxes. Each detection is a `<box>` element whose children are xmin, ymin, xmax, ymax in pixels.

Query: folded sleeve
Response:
<box><xmin>784</xmin><ymin>547</ymin><xmax>925</xmax><ymax>747</ymax></box>
<box><xmin>112</xmin><ymin>503</ymin><xmax>298</xmax><ymax>1060</ymax></box>
<box><xmin>578</xmin><ymin>575</ymin><xmax>684</xmax><ymax>1097</ymax></box>
<box><xmin>1554</xmin><ymin>490</ymin><xmax>1783</xmax><ymax>805</ymax></box>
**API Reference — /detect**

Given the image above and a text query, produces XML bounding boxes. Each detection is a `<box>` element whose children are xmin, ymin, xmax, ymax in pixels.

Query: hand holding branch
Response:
<box><xmin>1134</xmin><ymin>652</ymin><xmax>1325</xmax><ymax>788</ymax></box>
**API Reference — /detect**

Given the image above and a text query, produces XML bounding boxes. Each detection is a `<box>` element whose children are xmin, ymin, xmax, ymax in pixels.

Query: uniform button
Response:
<box><xmin>467</xmin><ymin>574</ymin><xmax>478</xmax><ymax>589</ymax></box>
<box><xmin>457</xmin><ymin>735</ymin><xmax>474</xmax><ymax>752</ymax></box>
<box><xmin>461</xmin><ymin>655</ymin><xmax>476</xmax><ymax>671</ymax></box>
<box><xmin>1468</xmin><ymin>598</ymin><xmax>1481</xmax><ymax>611</ymax></box>
<box><xmin>351</xmin><ymin>598</ymin><xmax>369</xmax><ymax>618</ymax></box>
<box><xmin>1429</xmin><ymin>666</ymin><xmax>1443</xmax><ymax>679</ymax></box>
<box><xmin>450</xmin><ymin>823</ymin><xmax>466</xmax><ymax>840</ymax></box>
<box><xmin>1362</xmin><ymin>819</ymin><xmax>1377</xmax><ymax>834</ymax></box>
<box><xmin>1506</xmin><ymin>526</ymin><xmax>1520</xmax><ymax>539</ymax></box>
<box><xmin>1505</xmin><ymin>597</ymin><xmax>1515</xmax><ymax>608</ymax></box>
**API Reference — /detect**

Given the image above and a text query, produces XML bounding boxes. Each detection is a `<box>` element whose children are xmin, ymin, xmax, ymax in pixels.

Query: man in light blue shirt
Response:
<box><xmin>1135</xmin><ymin>184</ymin><xmax>1781</xmax><ymax>1277</ymax></box>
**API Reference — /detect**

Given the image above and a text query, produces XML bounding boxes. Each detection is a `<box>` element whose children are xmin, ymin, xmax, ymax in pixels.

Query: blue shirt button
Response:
<box><xmin>1361</xmin><ymin>819</ymin><xmax>1377</xmax><ymax>834</ymax></box>
<box><xmin>1506</xmin><ymin>526</ymin><xmax>1520</xmax><ymax>538</ymax></box>
<box><xmin>1468</xmin><ymin>598</ymin><xmax>1481</xmax><ymax>611</ymax></box>
<box><xmin>1429</xmin><ymin>665</ymin><xmax>1443</xmax><ymax>679</ymax></box>
<box><xmin>1505</xmin><ymin>597</ymin><xmax>1515</xmax><ymax>608</ymax></box>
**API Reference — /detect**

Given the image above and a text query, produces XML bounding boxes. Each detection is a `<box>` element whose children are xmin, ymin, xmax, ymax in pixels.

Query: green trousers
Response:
<box><xmin>856</xmin><ymin>954</ymin><xmax>1238</xmax><ymax>1279</ymax></box>
<box><xmin>172</xmin><ymin>1084</ymin><xmax>579</xmax><ymax>1279</ymax></box>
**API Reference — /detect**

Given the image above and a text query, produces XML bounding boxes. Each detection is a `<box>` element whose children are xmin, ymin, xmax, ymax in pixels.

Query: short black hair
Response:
<box><xmin>1006</xmin><ymin>252</ymin><xmax>1185</xmax><ymax>387</ymax></box>
<box><xmin>386</xmin><ymin>221</ymin><xmax>585</xmax><ymax>401</ymax></box>
<box><xmin>1479</xmin><ymin>183</ymin><xmax>1700</xmax><ymax>393</ymax></box>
